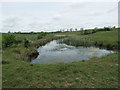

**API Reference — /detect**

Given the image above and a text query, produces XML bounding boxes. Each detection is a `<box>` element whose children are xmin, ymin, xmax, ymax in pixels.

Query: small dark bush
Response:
<box><xmin>99</xmin><ymin>42</ymin><xmax>103</xmax><ymax>47</ymax></box>
<box><xmin>82</xmin><ymin>60</ymin><xmax>85</xmax><ymax>62</ymax></box>
<box><xmin>106</xmin><ymin>44</ymin><xmax>111</xmax><ymax>50</ymax></box>
<box><xmin>94</xmin><ymin>41</ymin><xmax>98</xmax><ymax>46</ymax></box>
<box><xmin>2</xmin><ymin>60</ymin><xmax>9</xmax><ymax>64</ymax></box>
<box><xmin>30</xmin><ymin>64</ymin><xmax>34</xmax><ymax>66</ymax></box>
<box><xmin>104</xmin><ymin>27</ymin><xmax>111</xmax><ymax>31</ymax></box>
<box><xmin>24</xmin><ymin>39</ymin><xmax>29</xmax><ymax>48</ymax></box>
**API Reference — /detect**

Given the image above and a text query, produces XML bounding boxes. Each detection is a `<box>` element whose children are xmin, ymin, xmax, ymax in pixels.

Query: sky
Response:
<box><xmin>0</xmin><ymin>0</ymin><xmax>118</xmax><ymax>32</ymax></box>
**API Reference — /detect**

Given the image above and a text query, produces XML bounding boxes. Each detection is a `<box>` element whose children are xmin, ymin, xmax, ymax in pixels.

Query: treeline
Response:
<box><xmin>80</xmin><ymin>27</ymin><xmax>116</xmax><ymax>35</ymax></box>
<box><xmin>11</xmin><ymin>31</ymin><xmax>48</xmax><ymax>34</ymax></box>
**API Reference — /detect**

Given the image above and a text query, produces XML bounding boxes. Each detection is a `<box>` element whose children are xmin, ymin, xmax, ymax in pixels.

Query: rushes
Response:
<box><xmin>59</xmin><ymin>38</ymin><xmax>94</xmax><ymax>47</ymax></box>
<box><xmin>58</xmin><ymin>38</ymin><xmax>119</xmax><ymax>50</ymax></box>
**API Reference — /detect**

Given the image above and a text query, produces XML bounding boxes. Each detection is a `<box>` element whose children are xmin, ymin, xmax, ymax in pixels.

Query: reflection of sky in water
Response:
<box><xmin>31</xmin><ymin>40</ymin><xmax>114</xmax><ymax>64</ymax></box>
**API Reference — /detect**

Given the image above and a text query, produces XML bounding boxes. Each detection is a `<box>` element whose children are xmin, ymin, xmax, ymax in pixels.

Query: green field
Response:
<box><xmin>2</xmin><ymin>28</ymin><xmax>119</xmax><ymax>88</ymax></box>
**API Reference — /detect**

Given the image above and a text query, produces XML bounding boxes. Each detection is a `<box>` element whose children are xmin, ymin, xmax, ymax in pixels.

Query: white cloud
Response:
<box><xmin>1</xmin><ymin>2</ymin><xmax>118</xmax><ymax>32</ymax></box>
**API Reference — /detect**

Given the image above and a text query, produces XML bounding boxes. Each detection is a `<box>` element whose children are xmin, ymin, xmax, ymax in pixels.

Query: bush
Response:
<box><xmin>91</xmin><ymin>29</ymin><xmax>97</xmax><ymax>33</ymax></box>
<box><xmin>2</xmin><ymin>34</ymin><xmax>16</xmax><ymax>48</ymax></box>
<box><xmin>2</xmin><ymin>60</ymin><xmax>9</xmax><ymax>64</ymax></box>
<box><xmin>37</xmin><ymin>32</ymin><xmax>47</xmax><ymax>39</ymax></box>
<box><xmin>24</xmin><ymin>39</ymin><xmax>29</xmax><ymax>48</ymax></box>
<box><xmin>104</xmin><ymin>27</ymin><xmax>111</xmax><ymax>31</ymax></box>
<box><xmin>94</xmin><ymin>41</ymin><xmax>98</xmax><ymax>46</ymax></box>
<box><xmin>99</xmin><ymin>42</ymin><xmax>103</xmax><ymax>48</ymax></box>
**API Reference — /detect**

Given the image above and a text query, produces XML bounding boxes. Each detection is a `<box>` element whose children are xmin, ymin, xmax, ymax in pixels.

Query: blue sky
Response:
<box><xmin>0</xmin><ymin>1</ymin><xmax>118</xmax><ymax>32</ymax></box>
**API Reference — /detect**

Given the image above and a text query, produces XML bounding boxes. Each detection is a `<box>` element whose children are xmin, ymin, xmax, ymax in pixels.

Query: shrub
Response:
<box><xmin>99</xmin><ymin>42</ymin><xmax>103</xmax><ymax>48</ymax></box>
<box><xmin>24</xmin><ymin>39</ymin><xmax>29</xmax><ymax>48</ymax></box>
<box><xmin>2</xmin><ymin>34</ymin><xmax>16</xmax><ymax>48</ymax></box>
<box><xmin>94</xmin><ymin>41</ymin><xmax>98</xmax><ymax>46</ymax></box>
<box><xmin>2</xmin><ymin>60</ymin><xmax>9</xmax><ymax>64</ymax></box>
<box><xmin>106</xmin><ymin>44</ymin><xmax>111</xmax><ymax>50</ymax></box>
<box><xmin>91</xmin><ymin>29</ymin><xmax>97</xmax><ymax>33</ymax></box>
<box><xmin>104</xmin><ymin>27</ymin><xmax>111</xmax><ymax>31</ymax></box>
<box><xmin>37</xmin><ymin>32</ymin><xmax>47</xmax><ymax>39</ymax></box>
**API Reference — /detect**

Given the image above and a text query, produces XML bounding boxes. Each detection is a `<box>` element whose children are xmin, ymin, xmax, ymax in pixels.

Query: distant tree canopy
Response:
<box><xmin>70</xmin><ymin>28</ymin><xmax>73</xmax><ymax>31</ymax></box>
<box><xmin>81</xmin><ymin>27</ymin><xmax>112</xmax><ymax>35</ymax></box>
<box><xmin>75</xmin><ymin>28</ymin><xmax>77</xmax><ymax>31</ymax></box>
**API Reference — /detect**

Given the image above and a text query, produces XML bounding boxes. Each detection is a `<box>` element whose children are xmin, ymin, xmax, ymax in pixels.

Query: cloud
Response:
<box><xmin>1</xmin><ymin>2</ymin><xmax>118</xmax><ymax>32</ymax></box>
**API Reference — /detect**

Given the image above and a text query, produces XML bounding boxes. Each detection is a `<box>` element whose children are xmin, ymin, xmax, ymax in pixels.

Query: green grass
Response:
<box><xmin>2</xmin><ymin>50</ymin><xmax>119</xmax><ymax>88</ymax></box>
<box><xmin>83</xmin><ymin>30</ymin><xmax>118</xmax><ymax>46</ymax></box>
<box><xmin>59</xmin><ymin>29</ymin><xmax>119</xmax><ymax>50</ymax></box>
<box><xmin>2</xmin><ymin>28</ymin><xmax>119</xmax><ymax>88</ymax></box>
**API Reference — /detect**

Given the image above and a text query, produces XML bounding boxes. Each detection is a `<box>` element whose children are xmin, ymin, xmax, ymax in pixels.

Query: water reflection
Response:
<box><xmin>31</xmin><ymin>40</ymin><xmax>114</xmax><ymax>64</ymax></box>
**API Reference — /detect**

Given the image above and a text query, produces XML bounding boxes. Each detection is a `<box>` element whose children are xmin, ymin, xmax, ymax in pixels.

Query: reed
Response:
<box><xmin>58</xmin><ymin>38</ymin><xmax>94</xmax><ymax>47</ymax></box>
<box><xmin>59</xmin><ymin>38</ymin><xmax>119</xmax><ymax>51</ymax></box>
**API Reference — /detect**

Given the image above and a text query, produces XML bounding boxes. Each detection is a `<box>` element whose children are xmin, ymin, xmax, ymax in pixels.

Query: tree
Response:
<box><xmin>70</xmin><ymin>28</ymin><xmax>73</xmax><ymax>32</ymax></box>
<box><xmin>8</xmin><ymin>31</ymin><xmax>11</xmax><ymax>33</ymax></box>
<box><xmin>94</xmin><ymin>27</ymin><xmax>98</xmax><ymax>29</ymax></box>
<box><xmin>67</xmin><ymin>29</ymin><xmax>69</xmax><ymax>32</ymax></box>
<box><xmin>75</xmin><ymin>28</ymin><xmax>77</xmax><ymax>31</ymax></box>
<box><xmin>80</xmin><ymin>28</ymin><xmax>84</xmax><ymax>30</ymax></box>
<box><xmin>113</xmin><ymin>26</ymin><xmax>116</xmax><ymax>28</ymax></box>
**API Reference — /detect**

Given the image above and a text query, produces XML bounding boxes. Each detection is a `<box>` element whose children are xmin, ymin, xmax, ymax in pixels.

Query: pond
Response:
<box><xmin>31</xmin><ymin>40</ymin><xmax>114</xmax><ymax>64</ymax></box>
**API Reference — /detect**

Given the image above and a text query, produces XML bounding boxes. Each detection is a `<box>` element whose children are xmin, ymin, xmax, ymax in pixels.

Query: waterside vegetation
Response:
<box><xmin>2</xmin><ymin>27</ymin><xmax>119</xmax><ymax>88</ymax></box>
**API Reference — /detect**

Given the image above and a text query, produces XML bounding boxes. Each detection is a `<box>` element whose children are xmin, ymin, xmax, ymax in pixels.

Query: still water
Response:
<box><xmin>31</xmin><ymin>40</ymin><xmax>114</xmax><ymax>64</ymax></box>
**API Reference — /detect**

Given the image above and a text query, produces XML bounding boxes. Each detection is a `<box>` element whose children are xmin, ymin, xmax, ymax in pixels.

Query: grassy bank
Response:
<box><xmin>2</xmin><ymin>28</ymin><xmax>119</xmax><ymax>88</ymax></box>
<box><xmin>2</xmin><ymin>33</ymin><xmax>66</xmax><ymax>62</ymax></box>
<box><xmin>59</xmin><ymin>28</ymin><xmax>119</xmax><ymax>50</ymax></box>
<box><xmin>2</xmin><ymin>50</ymin><xmax>119</xmax><ymax>88</ymax></box>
